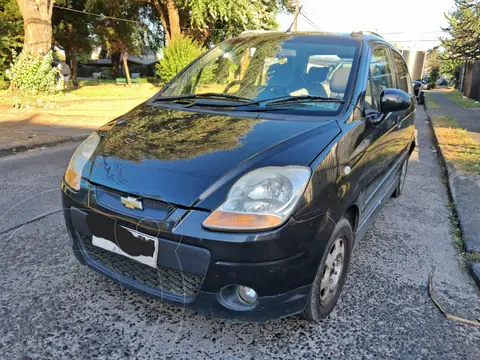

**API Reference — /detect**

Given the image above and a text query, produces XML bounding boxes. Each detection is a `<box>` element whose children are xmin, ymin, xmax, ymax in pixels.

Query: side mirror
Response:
<box><xmin>380</xmin><ymin>88</ymin><xmax>411</xmax><ymax>113</ymax></box>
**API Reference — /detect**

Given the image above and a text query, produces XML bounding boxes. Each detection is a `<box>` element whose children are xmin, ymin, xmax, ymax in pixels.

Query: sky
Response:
<box><xmin>277</xmin><ymin>0</ymin><xmax>455</xmax><ymax>50</ymax></box>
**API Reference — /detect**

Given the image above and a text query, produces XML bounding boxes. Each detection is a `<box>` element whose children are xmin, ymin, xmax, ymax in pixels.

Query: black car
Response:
<box><xmin>61</xmin><ymin>31</ymin><xmax>416</xmax><ymax>322</ymax></box>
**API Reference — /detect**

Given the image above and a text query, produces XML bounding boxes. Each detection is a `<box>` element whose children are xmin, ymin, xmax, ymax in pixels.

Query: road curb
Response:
<box><xmin>469</xmin><ymin>262</ymin><xmax>480</xmax><ymax>289</ymax></box>
<box><xmin>424</xmin><ymin>102</ymin><xmax>480</xmax><ymax>288</ymax></box>
<box><xmin>0</xmin><ymin>134</ymin><xmax>89</xmax><ymax>158</ymax></box>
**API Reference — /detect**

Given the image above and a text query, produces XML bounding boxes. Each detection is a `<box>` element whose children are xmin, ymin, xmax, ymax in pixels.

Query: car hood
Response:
<box><xmin>89</xmin><ymin>104</ymin><xmax>341</xmax><ymax>209</ymax></box>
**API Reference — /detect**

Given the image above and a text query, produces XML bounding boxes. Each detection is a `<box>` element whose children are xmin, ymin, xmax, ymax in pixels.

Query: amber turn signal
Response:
<box><xmin>203</xmin><ymin>210</ymin><xmax>283</xmax><ymax>231</ymax></box>
<box><xmin>64</xmin><ymin>167</ymin><xmax>81</xmax><ymax>191</ymax></box>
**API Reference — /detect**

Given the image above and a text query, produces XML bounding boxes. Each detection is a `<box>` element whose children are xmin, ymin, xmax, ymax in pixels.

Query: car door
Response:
<box><xmin>359</xmin><ymin>45</ymin><xmax>399</xmax><ymax>217</ymax></box>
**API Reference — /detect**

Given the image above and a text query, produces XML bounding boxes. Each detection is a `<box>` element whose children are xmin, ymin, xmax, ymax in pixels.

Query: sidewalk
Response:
<box><xmin>425</xmin><ymin>90</ymin><xmax>480</xmax><ymax>287</ymax></box>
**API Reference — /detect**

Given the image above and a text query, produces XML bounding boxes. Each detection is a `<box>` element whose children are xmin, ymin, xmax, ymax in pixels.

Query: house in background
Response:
<box><xmin>77</xmin><ymin>54</ymin><xmax>158</xmax><ymax>79</ymax></box>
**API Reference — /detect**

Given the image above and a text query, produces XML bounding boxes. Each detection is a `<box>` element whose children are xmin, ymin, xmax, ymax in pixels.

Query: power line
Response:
<box><xmin>53</xmin><ymin>5</ymin><xmax>228</xmax><ymax>31</ymax></box>
<box><xmin>53</xmin><ymin>5</ymin><xmax>140</xmax><ymax>24</ymax></box>
<box><xmin>299</xmin><ymin>12</ymin><xmax>322</xmax><ymax>31</ymax></box>
<box><xmin>300</xmin><ymin>15</ymin><xmax>322</xmax><ymax>31</ymax></box>
<box><xmin>301</xmin><ymin>0</ymin><xmax>316</xmax><ymax>14</ymax></box>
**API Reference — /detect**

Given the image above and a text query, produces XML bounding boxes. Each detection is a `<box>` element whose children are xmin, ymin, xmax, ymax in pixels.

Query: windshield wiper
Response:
<box><xmin>154</xmin><ymin>93</ymin><xmax>255</xmax><ymax>104</ymax></box>
<box><xmin>263</xmin><ymin>95</ymin><xmax>345</xmax><ymax>107</ymax></box>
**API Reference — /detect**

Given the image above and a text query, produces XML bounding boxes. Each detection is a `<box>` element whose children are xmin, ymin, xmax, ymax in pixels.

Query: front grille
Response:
<box><xmin>95</xmin><ymin>184</ymin><xmax>173</xmax><ymax>210</ymax></box>
<box><xmin>79</xmin><ymin>234</ymin><xmax>203</xmax><ymax>300</ymax></box>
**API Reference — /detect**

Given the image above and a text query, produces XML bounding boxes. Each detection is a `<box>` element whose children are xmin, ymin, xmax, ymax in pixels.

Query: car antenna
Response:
<box><xmin>286</xmin><ymin>5</ymin><xmax>303</xmax><ymax>33</ymax></box>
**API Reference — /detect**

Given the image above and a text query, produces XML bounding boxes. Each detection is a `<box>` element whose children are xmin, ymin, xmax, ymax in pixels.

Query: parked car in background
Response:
<box><xmin>437</xmin><ymin>77</ymin><xmax>448</xmax><ymax>86</ymax></box>
<box><xmin>61</xmin><ymin>31</ymin><xmax>416</xmax><ymax>322</ymax></box>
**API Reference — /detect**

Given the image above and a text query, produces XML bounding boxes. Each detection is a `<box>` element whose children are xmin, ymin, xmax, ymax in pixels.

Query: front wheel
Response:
<box><xmin>303</xmin><ymin>218</ymin><xmax>354</xmax><ymax>322</ymax></box>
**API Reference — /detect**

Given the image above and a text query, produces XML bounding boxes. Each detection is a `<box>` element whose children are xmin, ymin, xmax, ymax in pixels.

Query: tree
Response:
<box><xmin>86</xmin><ymin>0</ymin><xmax>140</xmax><ymax>83</ymax></box>
<box><xmin>441</xmin><ymin>57</ymin><xmax>463</xmax><ymax>87</ymax></box>
<box><xmin>15</xmin><ymin>0</ymin><xmax>54</xmax><ymax>55</ymax></box>
<box><xmin>156</xmin><ymin>35</ymin><xmax>204</xmax><ymax>81</ymax></box>
<box><xmin>0</xmin><ymin>0</ymin><xmax>23</xmax><ymax>78</ymax></box>
<box><xmin>87</xmin><ymin>0</ymin><xmax>162</xmax><ymax>83</ymax></box>
<box><xmin>53</xmin><ymin>0</ymin><xmax>93</xmax><ymax>82</ymax></box>
<box><xmin>441</xmin><ymin>0</ymin><xmax>480</xmax><ymax>62</ymax></box>
<box><xmin>148</xmin><ymin>0</ymin><xmax>294</xmax><ymax>45</ymax></box>
<box><xmin>425</xmin><ymin>48</ymin><xmax>443</xmax><ymax>88</ymax></box>
<box><xmin>150</xmin><ymin>0</ymin><xmax>180</xmax><ymax>44</ymax></box>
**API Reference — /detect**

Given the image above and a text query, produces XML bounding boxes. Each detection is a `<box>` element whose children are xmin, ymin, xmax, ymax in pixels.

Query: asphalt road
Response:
<box><xmin>1</xmin><ymin>106</ymin><xmax>479</xmax><ymax>360</ymax></box>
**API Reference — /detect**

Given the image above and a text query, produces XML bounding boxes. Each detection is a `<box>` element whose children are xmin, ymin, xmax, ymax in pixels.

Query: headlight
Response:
<box><xmin>203</xmin><ymin>166</ymin><xmax>311</xmax><ymax>231</ymax></box>
<box><xmin>64</xmin><ymin>132</ymin><xmax>101</xmax><ymax>190</ymax></box>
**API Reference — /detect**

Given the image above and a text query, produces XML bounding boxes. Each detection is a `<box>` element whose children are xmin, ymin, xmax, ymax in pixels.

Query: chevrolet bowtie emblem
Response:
<box><xmin>120</xmin><ymin>196</ymin><xmax>143</xmax><ymax>210</ymax></box>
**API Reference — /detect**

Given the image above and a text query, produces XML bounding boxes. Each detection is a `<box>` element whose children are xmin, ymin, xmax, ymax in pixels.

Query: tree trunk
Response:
<box><xmin>71</xmin><ymin>53</ymin><xmax>77</xmax><ymax>82</ymax></box>
<box><xmin>152</xmin><ymin>0</ymin><xmax>171</xmax><ymax>43</ymax></box>
<box><xmin>99</xmin><ymin>47</ymin><xmax>108</xmax><ymax>59</ymax></box>
<box><xmin>123</xmin><ymin>52</ymin><xmax>131</xmax><ymax>86</ymax></box>
<box><xmin>16</xmin><ymin>0</ymin><xmax>53</xmax><ymax>55</ymax></box>
<box><xmin>166</xmin><ymin>0</ymin><xmax>180</xmax><ymax>41</ymax></box>
<box><xmin>65</xmin><ymin>49</ymin><xmax>71</xmax><ymax>70</ymax></box>
<box><xmin>111</xmin><ymin>51</ymin><xmax>121</xmax><ymax>78</ymax></box>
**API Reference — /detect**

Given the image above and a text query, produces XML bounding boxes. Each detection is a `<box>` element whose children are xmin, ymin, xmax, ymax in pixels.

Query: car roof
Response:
<box><xmin>239</xmin><ymin>30</ymin><xmax>385</xmax><ymax>42</ymax></box>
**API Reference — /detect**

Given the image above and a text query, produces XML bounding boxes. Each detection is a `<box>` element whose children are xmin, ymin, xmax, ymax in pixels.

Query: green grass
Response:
<box><xmin>0</xmin><ymin>81</ymin><xmax>161</xmax><ymax>104</ymax></box>
<box><xmin>65</xmin><ymin>82</ymin><xmax>160</xmax><ymax>99</ymax></box>
<box><xmin>77</xmin><ymin>79</ymin><xmax>117</xmax><ymax>86</ymax></box>
<box><xmin>425</xmin><ymin>94</ymin><xmax>441</xmax><ymax>109</ymax></box>
<box><xmin>431</xmin><ymin>114</ymin><xmax>480</xmax><ymax>175</ymax></box>
<box><xmin>442</xmin><ymin>90</ymin><xmax>480</xmax><ymax>108</ymax></box>
<box><xmin>432</xmin><ymin>114</ymin><xmax>461</xmax><ymax>128</ymax></box>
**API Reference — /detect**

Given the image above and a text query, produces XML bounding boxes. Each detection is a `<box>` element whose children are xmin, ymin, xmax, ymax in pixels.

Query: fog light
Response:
<box><xmin>237</xmin><ymin>286</ymin><xmax>257</xmax><ymax>304</ymax></box>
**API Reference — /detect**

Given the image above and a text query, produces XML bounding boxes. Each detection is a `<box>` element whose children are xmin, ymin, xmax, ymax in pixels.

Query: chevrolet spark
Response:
<box><xmin>61</xmin><ymin>31</ymin><xmax>416</xmax><ymax>322</ymax></box>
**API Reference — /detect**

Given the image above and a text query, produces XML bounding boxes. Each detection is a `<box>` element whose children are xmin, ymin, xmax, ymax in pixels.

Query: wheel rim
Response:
<box><xmin>320</xmin><ymin>236</ymin><xmax>346</xmax><ymax>306</ymax></box>
<box><xmin>399</xmin><ymin>160</ymin><xmax>408</xmax><ymax>191</ymax></box>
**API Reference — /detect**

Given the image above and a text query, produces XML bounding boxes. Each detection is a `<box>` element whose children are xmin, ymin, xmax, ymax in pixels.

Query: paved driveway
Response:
<box><xmin>1</xmin><ymin>106</ymin><xmax>479</xmax><ymax>359</ymax></box>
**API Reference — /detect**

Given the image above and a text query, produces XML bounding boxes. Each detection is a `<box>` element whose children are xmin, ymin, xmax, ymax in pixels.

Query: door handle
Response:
<box><xmin>395</xmin><ymin>115</ymin><xmax>402</xmax><ymax>128</ymax></box>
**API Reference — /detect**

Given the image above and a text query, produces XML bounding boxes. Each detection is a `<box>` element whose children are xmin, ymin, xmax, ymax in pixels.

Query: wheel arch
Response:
<box><xmin>342</xmin><ymin>204</ymin><xmax>359</xmax><ymax>233</ymax></box>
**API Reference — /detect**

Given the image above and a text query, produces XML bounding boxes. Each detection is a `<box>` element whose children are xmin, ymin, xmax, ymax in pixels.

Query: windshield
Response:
<box><xmin>160</xmin><ymin>34</ymin><xmax>360</xmax><ymax>114</ymax></box>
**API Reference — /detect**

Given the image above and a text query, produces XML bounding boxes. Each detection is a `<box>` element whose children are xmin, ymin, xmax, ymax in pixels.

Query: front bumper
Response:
<box><xmin>61</xmin><ymin>180</ymin><xmax>333</xmax><ymax>321</ymax></box>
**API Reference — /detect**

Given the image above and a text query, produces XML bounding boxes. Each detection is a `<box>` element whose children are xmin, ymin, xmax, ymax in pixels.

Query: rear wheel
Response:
<box><xmin>303</xmin><ymin>218</ymin><xmax>353</xmax><ymax>322</ymax></box>
<box><xmin>392</xmin><ymin>158</ymin><xmax>408</xmax><ymax>198</ymax></box>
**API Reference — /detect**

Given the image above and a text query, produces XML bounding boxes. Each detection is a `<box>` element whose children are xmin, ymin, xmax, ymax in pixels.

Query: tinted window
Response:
<box><xmin>161</xmin><ymin>35</ymin><xmax>360</xmax><ymax>114</ymax></box>
<box><xmin>392</xmin><ymin>51</ymin><xmax>410</xmax><ymax>93</ymax></box>
<box><xmin>369</xmin><ymin>47</ymin><xmax>394</xmax><ymax>107</ymax></box>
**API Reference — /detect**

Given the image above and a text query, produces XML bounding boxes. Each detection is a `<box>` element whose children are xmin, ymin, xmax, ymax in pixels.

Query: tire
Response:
<box><xmin>392</xmin><ymin>158</ymin><xmax>408</xmax><ymax>198</ymax></box>
<box><xmin>303</xmin><ymin>218</ymin><xmax>354</xmax><ymax>322</ymax></box>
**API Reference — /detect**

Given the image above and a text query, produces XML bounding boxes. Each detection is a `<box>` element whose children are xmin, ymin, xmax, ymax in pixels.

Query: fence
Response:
<box><xmin>460</xmin><ymin>60</ymin><xmax>480</xmax><ymax>101</ymax></box>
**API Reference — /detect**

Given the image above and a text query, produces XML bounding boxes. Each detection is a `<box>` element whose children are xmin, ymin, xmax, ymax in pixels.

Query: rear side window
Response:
<box><xmin>368</xmin><ymin>47</ymin><xmax>394</xmax><ymax>110</ymax></box>
<box><xmin>392</xmin><ymin>51</ymin><xmax>411</xmax><ymax>94</ymax></box>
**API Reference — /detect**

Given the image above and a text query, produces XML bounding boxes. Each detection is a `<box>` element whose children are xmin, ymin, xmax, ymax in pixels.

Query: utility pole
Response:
<box><xmin>294</xmin><ymin>0</ymin><xmax>300</xmax><ymax>31</ymax></box>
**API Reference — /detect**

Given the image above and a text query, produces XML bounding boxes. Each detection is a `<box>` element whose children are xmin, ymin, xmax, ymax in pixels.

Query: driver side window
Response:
<box><xmin>368</xmin><ymin>47</ymin><xmax>394</xmax><ymax>111</ymax></box>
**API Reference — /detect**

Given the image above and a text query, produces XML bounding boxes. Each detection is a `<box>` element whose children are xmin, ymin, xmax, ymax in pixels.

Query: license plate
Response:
<box><xmin>92</xmin><ymin>226</ymin><xmax>159</xmax><ymax>268</ymax></box>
